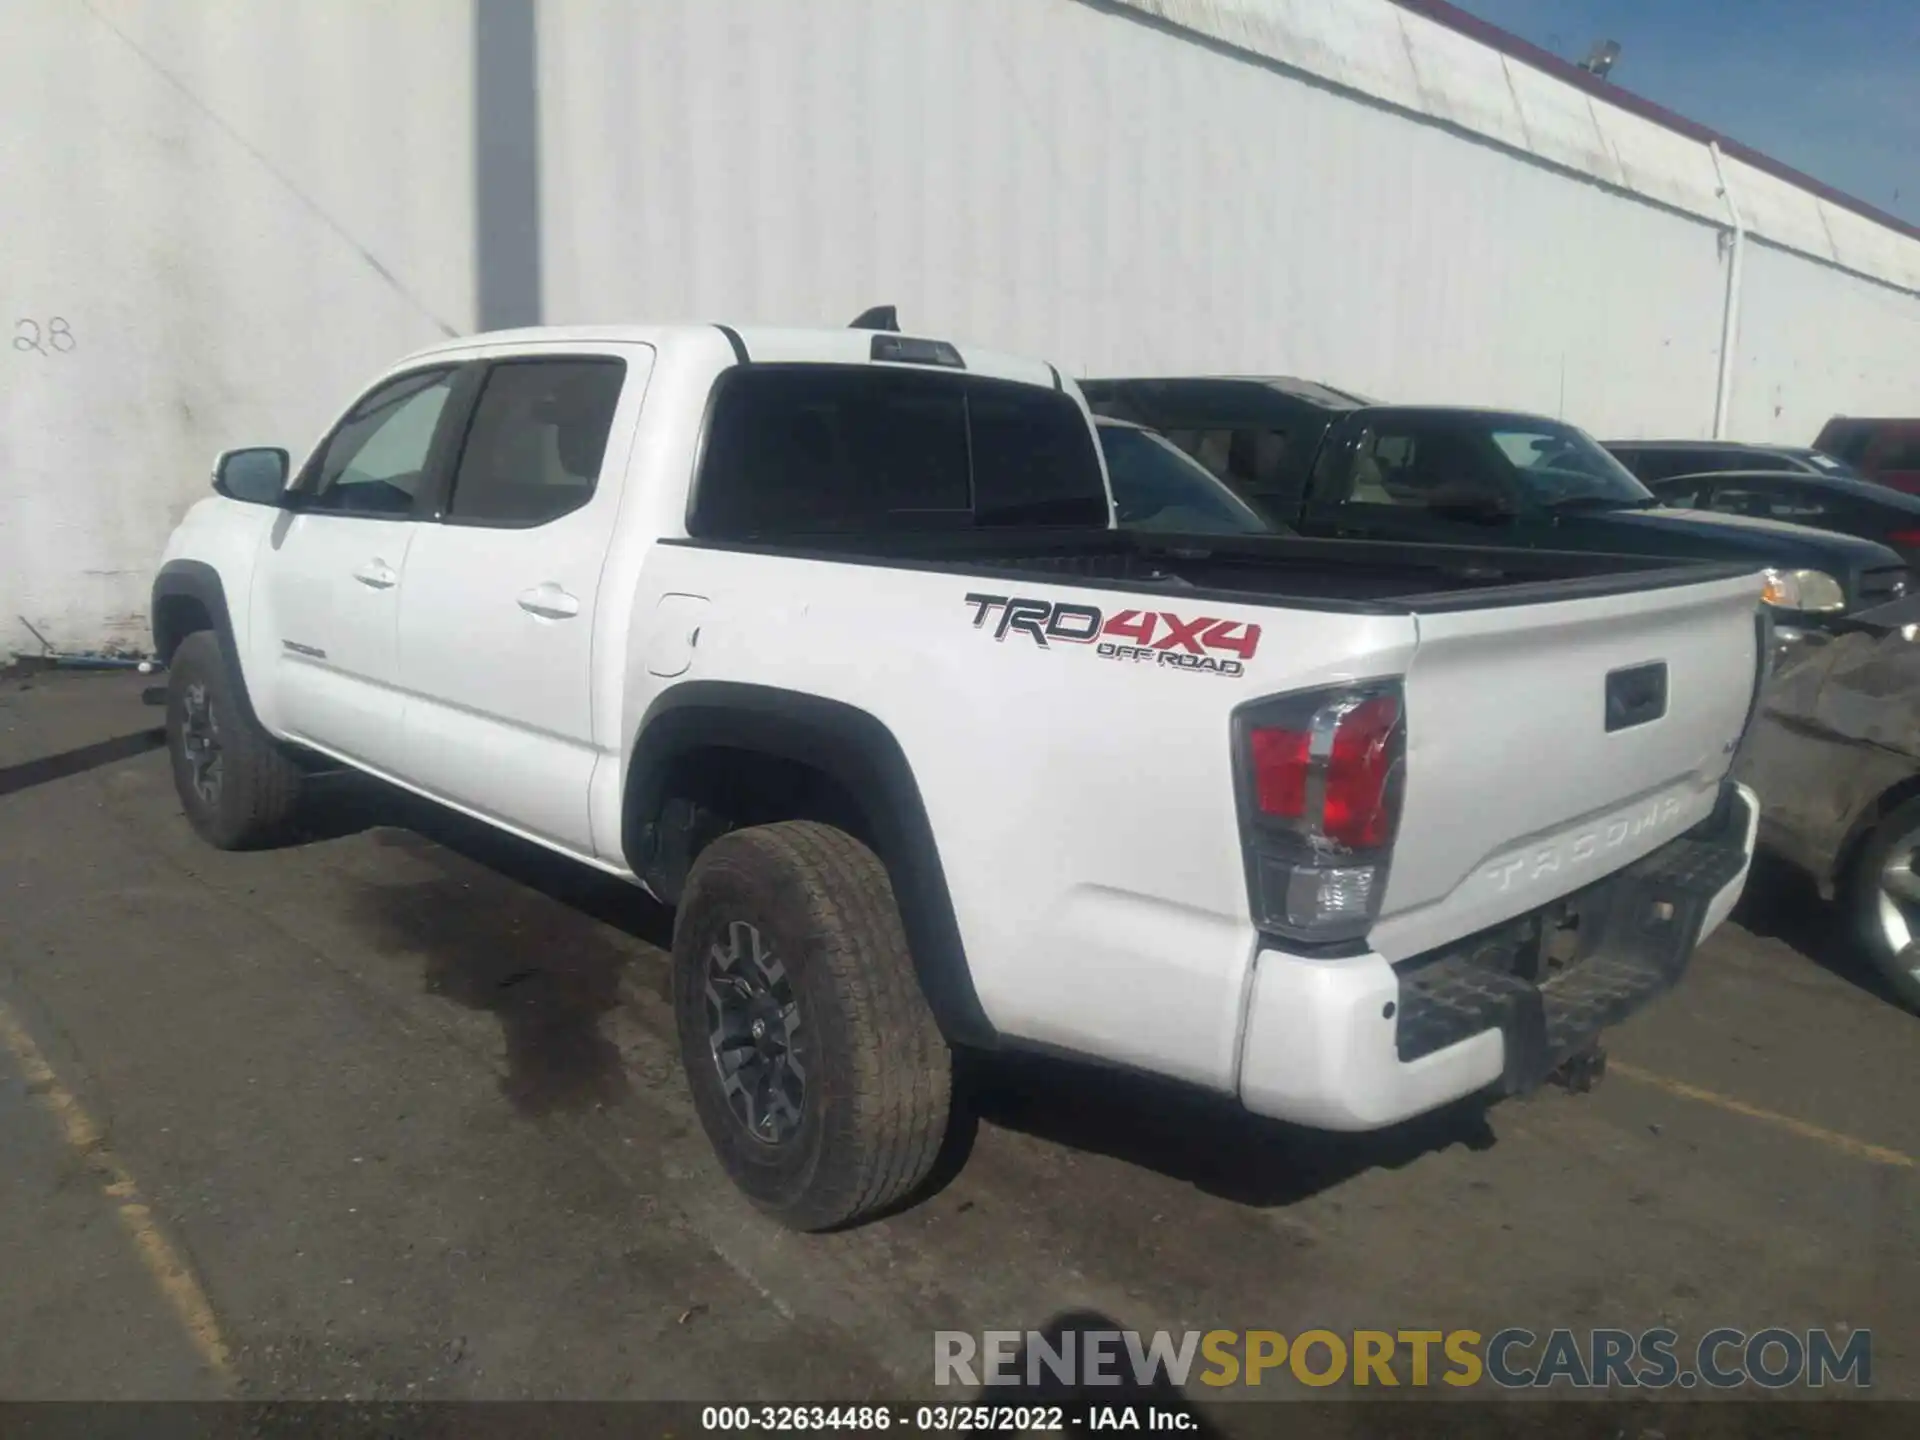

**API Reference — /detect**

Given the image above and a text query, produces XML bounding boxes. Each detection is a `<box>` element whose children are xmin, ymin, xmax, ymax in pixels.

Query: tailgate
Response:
<box><xmin>1368</xmin><ymin>570</ymin><xmax>1763</xmax><ymax>963</ymax></box>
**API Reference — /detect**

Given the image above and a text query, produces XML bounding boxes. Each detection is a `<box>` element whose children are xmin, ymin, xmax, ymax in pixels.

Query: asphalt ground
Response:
<box><xmin>1</xmin><ymin>670</ymin><xmax>1914</xmax><ymax>1428</ymax></box>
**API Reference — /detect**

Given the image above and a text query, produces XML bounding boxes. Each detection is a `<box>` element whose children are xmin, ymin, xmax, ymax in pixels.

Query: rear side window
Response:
<box><xmin>1729</xmin><ymin>451</ymin><xmax>1803</xmax><ymax>474</ymax></box>
<box><xmin>1637</xmin><ymin>452</ymin><xmax>1711</xmax><ymax>483</ymax></box>
<box><xmin>690</xmin><ymin>366</ymin><xmax>1107</xmax><ymax>537</ymax></box>
<box><xmin>1818</xmin><ymin>420</ymin><xmax>1875</xmax><ymax>464</ymax></box>
<box><xmin>1703</xmin><ymin>481</ymin><xmax>1832</xmax><ymax>522</ymax></box>
<box><xmin>1867</xmin><ymin>425</ymin><xmax>1920</xmax><ymax>472</ymax></box>
<box><xmin>1652</xmin><ymin>480</ymin><xmax>1706</xmax><ymax>507</ymax></box>
<box><xmin>1755</xmin><ymin>483</ymin><xmax>1831</xmax><ymax>522</ymax></box>
<box><xmin>445</xmin><ymin>358</ymin><xmax>626</xmax><ymax>526</ymax></box>
<box><xmin>1641</xmin><ymin>448</ymin><xmax>1787</xmax><ymax>481</ymax></box>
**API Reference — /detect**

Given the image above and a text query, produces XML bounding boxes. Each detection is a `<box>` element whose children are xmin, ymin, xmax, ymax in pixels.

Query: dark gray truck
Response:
<box><xmin>1082</xmin><ymin>377</ymin><xmax>1909</xmax><ymax>635</ymax></box>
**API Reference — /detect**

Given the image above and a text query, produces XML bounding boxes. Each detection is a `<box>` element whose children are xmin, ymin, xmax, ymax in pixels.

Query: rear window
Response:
<box><xmin>690</xmin><ymin>366</ymin><xmax>1108</xmax><ymax>538</ymax></box>
<box><xmin>1623</xmin><ymin>447</ymin><xmax>1797</xmax><ymax>481</ymax></box>
<box><xmin>1817</xmin><ymin>420</ymin><xmax>1875</xmax><ymax>464</ymax></box>
<box><xmin>1869</xmin><ymin>426</ymin><xmax>1920</xmax><ymax>472</ymax></box>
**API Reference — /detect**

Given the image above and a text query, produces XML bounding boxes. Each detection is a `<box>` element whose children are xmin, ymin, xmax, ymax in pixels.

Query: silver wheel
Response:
<box><xmin>1872</xmin><ymin>828</ymin><xmax>1920</xmax><ymax>984</ymax></box>
<box><xmin>703</xmin><ymin>920</ymin><xmax>807</xmax><ymax>1145</ymax></box>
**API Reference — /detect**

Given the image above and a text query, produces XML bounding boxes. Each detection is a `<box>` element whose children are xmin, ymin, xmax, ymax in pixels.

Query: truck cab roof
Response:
<box><xmin>393</xmin><ymin>323</ymin><xmax>1069</xmax><ymax>394</ymax></box>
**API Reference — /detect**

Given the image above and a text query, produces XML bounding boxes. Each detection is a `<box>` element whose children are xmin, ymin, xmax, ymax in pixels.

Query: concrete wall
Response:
<box><xmin>4</xmin><ymin>0</ymin><xmax>1918</xmax><ymax>656</ymax></box>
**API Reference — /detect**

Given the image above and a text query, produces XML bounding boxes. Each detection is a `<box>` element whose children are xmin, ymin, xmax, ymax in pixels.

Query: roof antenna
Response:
<box><xmin>850</xmin><ymin>305</ymin><xmax>900</xmax><ymax>332</ymax></box>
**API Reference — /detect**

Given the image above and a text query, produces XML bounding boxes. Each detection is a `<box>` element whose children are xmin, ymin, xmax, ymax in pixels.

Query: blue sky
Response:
<box><xmin>1445</xmin><ymin>0</ymin><xmax>1919</xmax><ymax>225</ymax></box>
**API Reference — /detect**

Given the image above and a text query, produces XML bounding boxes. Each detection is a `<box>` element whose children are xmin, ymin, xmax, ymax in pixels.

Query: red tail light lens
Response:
<box><xmin>1236</xmin><ymin>682</ymin><xmax>1407</xmax><ymax>945</ymax></box>
<box><xmin>1324</xmin><ymin>694</ymin><xmax>1402</xmax><ymax>847</ymax></box>
<box><xmin>1887</xmin><ymin>529</ymin><xmax>1920</xmax><ymax>547</ymax></box>
<box><xmin>1250</xmin><ymin>726</ymin><xmax>1309</xmax><ymax>817</ymax></box>
<box><xmin>1248</xmin><ymin>693</ymin><xmax>1403</xmax><ymax>845</ymax></box>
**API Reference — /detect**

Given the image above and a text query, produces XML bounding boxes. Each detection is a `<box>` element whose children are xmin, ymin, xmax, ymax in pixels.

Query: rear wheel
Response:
<box><xmin>1847</xmin><ymin>796</ymin><xmax>1920</xmax><ymax>1014</ymax></box>
<box><xmin>165</xmin><ymin>630</ymin><xmax>304</xmax><ymax>849</ymax></box>
<box><xmin>671</xmin><ymin>820</ymin><xmax>953</xmax><ymax>1231</ymax></box>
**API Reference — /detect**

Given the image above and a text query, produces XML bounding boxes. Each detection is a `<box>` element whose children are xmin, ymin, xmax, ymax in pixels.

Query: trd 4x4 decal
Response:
<box><xmin>963</xmin><ymin>593</ymin><xmax>1259</xmax><ymax>677</ymax></box>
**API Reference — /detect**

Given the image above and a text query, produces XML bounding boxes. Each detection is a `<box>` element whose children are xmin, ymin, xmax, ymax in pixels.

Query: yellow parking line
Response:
<box><xmin>1612</xmin><ymin>1060</ymin><xmax>1916</xmax><ymax>1170</ymax></box>
<box><xmin>0</xmin><ymin>997</ymin><xmax>235</xmax><ymax>1387</ymax></box>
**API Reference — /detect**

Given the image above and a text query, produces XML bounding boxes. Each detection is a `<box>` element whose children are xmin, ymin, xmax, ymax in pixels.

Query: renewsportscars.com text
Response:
<box><xmin>934</xmin><ymin>1327</ymin><xmax>1871</xmax><ymax>1391</ymax></box>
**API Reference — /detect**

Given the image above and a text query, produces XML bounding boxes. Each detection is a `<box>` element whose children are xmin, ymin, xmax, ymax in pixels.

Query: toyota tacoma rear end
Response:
<box><xmin>151</xmin><ymin>315</ymin><xmax>1765</xmax><ymax>1229</ymax></box>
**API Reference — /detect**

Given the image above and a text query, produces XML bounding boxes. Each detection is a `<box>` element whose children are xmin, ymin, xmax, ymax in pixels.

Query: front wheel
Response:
<box><xmin>671</xmin><ymin>820</ymin><xmax>954</xmax><ymax>1231</ymax></box>
<box><xmin>165</xmin><ymin>630</ymin><xmax>304</xmax><ymax>850</ymax></box>
<box><xmin>1846</xmin><ymin>796</ymin><xmax>1920</xmax><ymax>1014</ymax></box>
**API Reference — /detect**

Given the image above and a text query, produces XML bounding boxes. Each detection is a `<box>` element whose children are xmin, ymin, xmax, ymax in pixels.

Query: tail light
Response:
<box><xmin>1887</xmin><ymin>529</ymin><xmax>1920</xmax><ymax>548</ymax></box>
<box><xmin>1232</xmin><ymin>680</ymin><xmax>1406</xmax><ymax>945</ymax></box>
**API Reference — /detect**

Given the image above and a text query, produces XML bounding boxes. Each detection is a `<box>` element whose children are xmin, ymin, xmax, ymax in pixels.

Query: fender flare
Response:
<box><xmin>150</xmin><ymin>560</ymin><xmax>269</xmax><ymax>730</ymax></box>
<box><xmin>624</xmin><ymin>681</ymin><xmax>997</xmax><ymax>1049</ymax></box>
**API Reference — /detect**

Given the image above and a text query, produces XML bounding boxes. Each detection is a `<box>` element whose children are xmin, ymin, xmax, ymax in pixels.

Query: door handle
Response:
<box><xmin>517</xmin><ymin>584</ymin><xmax>581</xmax><ymax>620</ymax></box>
<box><xmin>353</xmin><ymin>560</ymin><xmax>398</xmax><ymax>589</ymax></box>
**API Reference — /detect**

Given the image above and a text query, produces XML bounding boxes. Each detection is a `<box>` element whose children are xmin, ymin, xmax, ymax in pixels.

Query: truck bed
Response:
<box><xmin>677</xmin><ymin>529</ymin><xmax>1761</xmax><ymax>613</ymax></box>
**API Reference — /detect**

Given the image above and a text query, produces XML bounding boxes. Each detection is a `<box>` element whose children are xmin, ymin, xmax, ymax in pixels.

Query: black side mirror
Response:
<box><xmin>212</xmin><ymin>447</ymin><xmax>290</xmax><ymax>506</ymax></box>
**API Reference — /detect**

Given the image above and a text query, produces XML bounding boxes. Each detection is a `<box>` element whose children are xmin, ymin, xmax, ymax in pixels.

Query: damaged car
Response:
<box><xmin>1735</xmin><ymin>593</ymin><xmax>1920</xmax><ymax>1012</ymax></box>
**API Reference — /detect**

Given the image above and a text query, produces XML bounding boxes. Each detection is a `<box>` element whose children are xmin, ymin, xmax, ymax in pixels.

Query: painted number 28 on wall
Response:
<box><xmin>14</xmin><ymin>318</ymin><xmax>76</xmax><ymax>355</ymax></box>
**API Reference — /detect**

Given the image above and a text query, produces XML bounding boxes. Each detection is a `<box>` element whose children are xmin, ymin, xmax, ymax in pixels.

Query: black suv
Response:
<box><xmin>1604</xmin><ymin>439</ymin><xmax>1866</xmax><ymax>484</ymax></box>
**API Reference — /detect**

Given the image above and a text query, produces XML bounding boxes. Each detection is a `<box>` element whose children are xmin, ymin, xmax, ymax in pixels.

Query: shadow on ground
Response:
<box><xmin>1732</xmin><ymin>850</ymin><xmax>1906</xmax><ymax>1010</ymax></box>
<box><xmin>960</xmin><ymin>1048</ymin><xmax>1497</xmax><ymax>1209</ymax></box>
<box><xmin>0</xmin><ymin>728</ymin><xmax>164</xmax><ymax>798</ymax></box>
<box><xmin>965</xmin><ymin>1308</ymin><xmax>1229</xmax><ymax>1435</ymax></box>
<box><xmin>299</xmin><ymin>773</ymin><xmax>672</xmax><ymax>1117</ymax></box>
<box><xmin>293</xmin><ymin>771</ymin><xmax>1498</xmax><ymax>1207</ymax></box>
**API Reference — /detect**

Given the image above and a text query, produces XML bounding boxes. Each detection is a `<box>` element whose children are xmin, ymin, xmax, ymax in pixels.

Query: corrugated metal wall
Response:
<box><xmin>1733</xmin><ymin>242</ymin><xmax>1920</xmax><ymax>441</ymax></box>
<box><xmin>4</xmin><ymin>0</ymin><xmax>1918</xmax><ymax>654</ymax></box>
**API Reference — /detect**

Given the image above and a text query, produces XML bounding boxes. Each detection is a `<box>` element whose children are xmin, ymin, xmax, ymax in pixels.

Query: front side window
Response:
<box><xmin>690</xmin><ymin>366</ymin><xmax>1106</xmax><ymax>538</ymax></box>
<box><xmin>1319</xmin><ymin>424</ymin><xmax>1515</xmax><ymax>510</ymax></box>
<box><xmin>1313</xmin><ymin>415</ymin><xmax>1654</xmax><ymax>513</ymax></box>
<box><xmin>306</xmin><ymin>369</ymin><xmax>456</xmax><ymax>515</ymax></box>
<box><xmin>445</xmin><ymin>358</ymin><xmax>626</xmax><ymax>526</ymax></box>
<box><xmin>1490</xmin><ymin>426</ymin><xmax>1646</xmax><ymax>494</ymax></box>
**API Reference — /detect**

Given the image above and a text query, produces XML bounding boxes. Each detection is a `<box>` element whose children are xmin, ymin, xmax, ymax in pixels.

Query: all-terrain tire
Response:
<box><xmin>672</xmin><ymin>820</ymin><xmax>954</xmax><ymax>1231</ymax></box>
<box><xmin>165</xmin><ymin>630</ymin><xmax>304</xmax><ymax>850</ymax></box>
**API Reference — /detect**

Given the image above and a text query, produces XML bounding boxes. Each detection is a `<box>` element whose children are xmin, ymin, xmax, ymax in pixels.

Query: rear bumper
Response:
<box><xmin>1236</xmin><ymin>781</ymin><xmax>1758</xmax><ymax>1131</ymax></box>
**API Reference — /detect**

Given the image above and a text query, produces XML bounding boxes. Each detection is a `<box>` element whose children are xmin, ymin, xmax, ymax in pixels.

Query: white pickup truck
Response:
<box><xmin>152</xmin><ymin>319</ymin><xmax>1766</xmax><ymax>1231</ymax></box>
